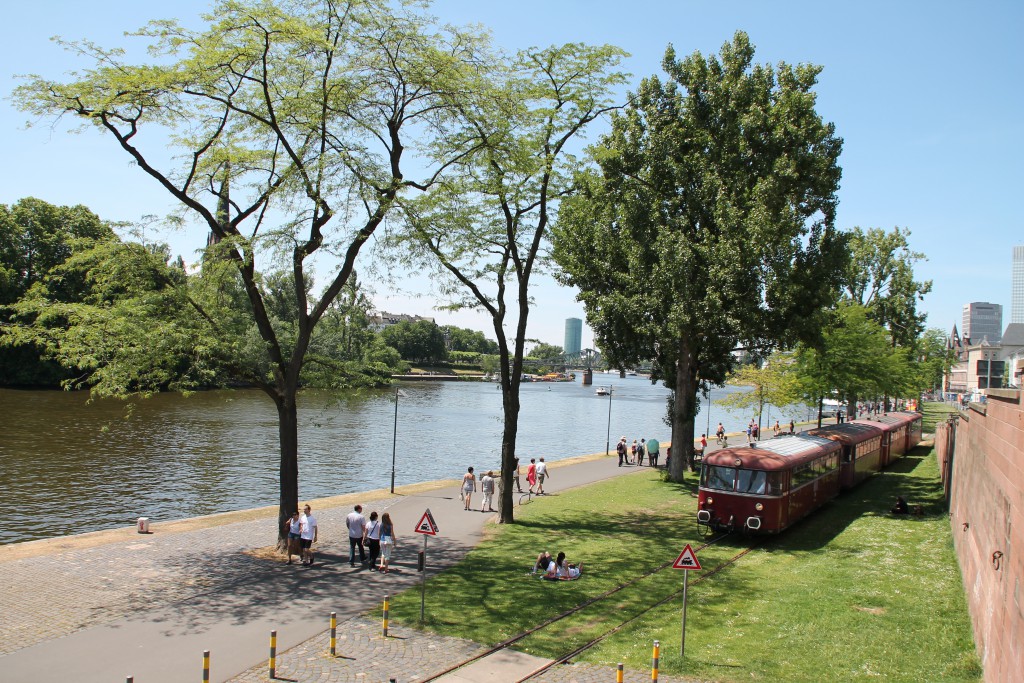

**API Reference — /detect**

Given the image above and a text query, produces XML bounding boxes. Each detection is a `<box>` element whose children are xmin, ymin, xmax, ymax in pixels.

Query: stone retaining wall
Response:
<box><xmin>945</xmin><ymin>389</ymin><xmax>1024</xmax><ymax>683</ymax></box>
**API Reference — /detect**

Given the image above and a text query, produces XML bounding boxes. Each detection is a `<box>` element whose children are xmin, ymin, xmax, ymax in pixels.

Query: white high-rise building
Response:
<box><xmin>1012</xmin><ymin>245</ymin><xmax>1024</xmax><ymax>324</ymax></box>
<box><xmin>962</xmin><ymin>302</ymin><xmax>1003</xmax><ymax>344</ymax></box>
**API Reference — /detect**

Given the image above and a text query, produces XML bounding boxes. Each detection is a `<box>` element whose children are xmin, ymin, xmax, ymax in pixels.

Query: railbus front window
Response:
<box><xmin>736</xmin><ymin>469</ymin><xmax>767</xmax><ymax>494</ymax></box>
<box><xmin>703</xmin><ymin>466</ymin><xmax>737</xmax><ymax>491</ymax></box>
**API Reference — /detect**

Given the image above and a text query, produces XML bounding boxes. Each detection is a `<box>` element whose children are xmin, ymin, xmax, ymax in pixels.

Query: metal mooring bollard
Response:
<box><xmin>616</xmin><ymin>662</ymin><xmax>623</xmax><ymax>682</ymax></box>
<box><xmin>330</xmin><ymin>612</ymin><xmax>337</xmax><ymax>656</ymax></box>
<box><xmin>651</xmin><ymin>640</ymin><xmax>660</xmax><ymax>683</ymax></box>
<box><xmin>383</xmin><ymin>594</ymin><xmax>390</xmax><ymax>637</ymax></box>
<box><xmin>202</xmin><ymin>649</ymin><xmax>210</xmax><ymax>683</ymax></box>
<box><xmin>269</xmin><ymin>630</ymin><xmax>277</xmax><ymax>678</ymax></box>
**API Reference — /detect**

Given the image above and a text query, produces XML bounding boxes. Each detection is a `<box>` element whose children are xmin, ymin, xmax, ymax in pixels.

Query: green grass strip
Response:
<box><xmin>387</xmin><ymin>447</ymin><xmax>980</xmax><ymax>682</ymax></box>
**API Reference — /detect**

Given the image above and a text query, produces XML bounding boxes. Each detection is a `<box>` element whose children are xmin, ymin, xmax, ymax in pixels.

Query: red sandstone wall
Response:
<box><xmin>948</xmin><ymin>390</ymin><xmax>1024</xmax><ymax>683</ymax></box>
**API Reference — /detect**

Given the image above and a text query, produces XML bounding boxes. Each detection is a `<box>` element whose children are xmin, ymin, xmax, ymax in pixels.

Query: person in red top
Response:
<box><xmin>526</xmin><ymin>458</ymin><xmax>537</xmax><ymax>493</ymax></box>
<box><xmin>699</xmin><ymin>434</ymin><xmax>708</xmax><ymax>455</ymax></box>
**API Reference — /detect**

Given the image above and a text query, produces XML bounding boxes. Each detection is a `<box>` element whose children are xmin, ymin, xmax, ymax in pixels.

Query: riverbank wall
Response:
<box><xmin>939</xmin><ymin>388</ymin><xmax>1024</xmax><ymax>683</ymax></box>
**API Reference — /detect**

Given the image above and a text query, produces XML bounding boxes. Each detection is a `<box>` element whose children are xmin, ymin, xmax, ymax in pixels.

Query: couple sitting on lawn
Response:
<box><xmin>534</xmin><ymin>550</ymin><xmax>582</xmax><ymax>580</ymax></box>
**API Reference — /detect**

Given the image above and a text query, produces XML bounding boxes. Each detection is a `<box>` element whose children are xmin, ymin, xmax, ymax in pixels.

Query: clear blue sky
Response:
<box><xmin>2</xmin><ymin>1</ymin><xmax>1021</xmax><ymax>349</ymax></box>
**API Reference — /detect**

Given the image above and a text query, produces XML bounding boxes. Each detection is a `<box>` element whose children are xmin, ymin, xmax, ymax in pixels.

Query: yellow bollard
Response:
<box><xmin>202</xmin><ymin>649</ymin><xmax>210</xmax><ymax>683</ymax></box>
<box><xmin>269</xmin><ymin>630</ymin><xmax>277</xmax><ymax>679</ymax></box>
<box><xmin>616</xmin><ymin>662</ymin><xmax>623</xmax><ymax>682</ymax></box>
<box><xmin>651</xmin><ymin>640</ymin><xmax>660</xmax><ymax>682</ymax></box>
<box><xmin>330</xmin><ymin>612</ymin><xmax>337</xmax><ymax>656</ymax></box>
<box><xmin>383</xmin><ymin>594</ymin><xmax>390</xmax><ymax>638</ymax></box>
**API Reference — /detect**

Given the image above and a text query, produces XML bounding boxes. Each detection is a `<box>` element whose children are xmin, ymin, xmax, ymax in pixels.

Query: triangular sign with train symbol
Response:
<box><xmin>672</xmin><ymin>543</ymin><xmax>702</xmax><ymax>570</ymax></box>
<box><xmin>414</xmin><ymin>508</ymin><xmax>439</xmax><ymax>536</ymax></box>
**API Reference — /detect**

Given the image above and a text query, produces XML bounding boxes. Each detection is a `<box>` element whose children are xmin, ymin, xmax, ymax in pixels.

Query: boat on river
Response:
<box><xmin>595</xmin><ymin>386</ymin><xmax>610</xmax><ymax>396</ymax></box>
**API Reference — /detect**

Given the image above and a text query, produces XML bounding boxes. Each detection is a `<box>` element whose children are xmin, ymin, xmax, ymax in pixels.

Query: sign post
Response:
<box><xmin>672</xmin><ymin>544</ymin><xmax>702</xmax><ymax>658</ymax></box>
<box><xmin>413</xmin><ymin>508</ymin><xmax>439</xmax><ymax>622</ymax></box>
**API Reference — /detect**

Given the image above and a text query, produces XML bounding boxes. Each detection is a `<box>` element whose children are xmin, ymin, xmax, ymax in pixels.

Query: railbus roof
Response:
<box><xmin>808</xmin><ymin>422</ymin><xmax>885</xmax><ymax>445</ymax></box>
<box><xmin>703</xmin><ymin>434</ymin><xmax>840</xmax><ymax>471</ymax></box>
<box><xmin>854</xmin><ymin>411</ymin><xmax>921</xmax><ymax>429</ymax></box>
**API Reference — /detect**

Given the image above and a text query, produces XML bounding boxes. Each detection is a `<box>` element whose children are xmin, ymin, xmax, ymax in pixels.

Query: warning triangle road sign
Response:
<box><xmin>672</xmin><ymin>544</ymin><xmax>702</xmax><ymax>571</ymax></box>
<box><xmin>414</xmin><ymin>508</ymin><xmax>439</xmax><ymax>536</ymax></box>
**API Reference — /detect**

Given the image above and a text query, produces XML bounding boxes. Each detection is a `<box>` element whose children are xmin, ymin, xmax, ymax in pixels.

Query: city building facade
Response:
<box><xmin>1012</xmin><ymin>245</ymin><xmax>1024</xmax><ymax>324</ymax></box>
<box><xmin>962</xmin><ymin>302</ymin><xmax>1003</xmax><ymax>344</ymax></box>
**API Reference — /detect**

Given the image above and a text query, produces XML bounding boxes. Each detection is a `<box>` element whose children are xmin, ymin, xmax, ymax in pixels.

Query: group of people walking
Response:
<box><xmin>461</xmin><ymin>457</ymin><xmax>553</xmax><ymax>511</ymax></box>
<box><xmin>284</xmin><ymin>503</ymin><xmax>400</xmax><ymax>573</ymax></box>
<box><xmin>615</xmin><ymin>436</ymin><xmax>659</xmax><ymax>467</ymax></box>
<box><xmin>346</xmin><ymin>504</ymin><xmax>398</xmax><ymax>573</ymax></box>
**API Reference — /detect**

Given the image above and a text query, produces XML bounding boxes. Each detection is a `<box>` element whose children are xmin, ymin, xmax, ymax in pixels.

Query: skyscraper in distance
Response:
<box><xmin>962</xmin><ymin>302</ymin><xmax>1002</xmax><ymax>344</ymax></box>
<box><xmin>1012</xmin><ymin>245</ymin><xmax>1024</xmax><ymax>324</ymax></box>
<box><xmin>564</xmin><ymin>317</ymin><xmax>582</xmax><ymax>356</ymax></box>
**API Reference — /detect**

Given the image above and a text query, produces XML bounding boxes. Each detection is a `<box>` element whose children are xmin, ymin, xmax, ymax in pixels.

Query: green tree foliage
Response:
<box><xmin>380</xmin><ymin>319</ymin><xmax>448</xmax><ymax>364</ymax></box>
<box><xmin>392</xmin><ymin>42</ymin><xmax>628</xmax><ymax>522</ymax></box>
<box><xmin>793</xmin><ymin>303</ymin><xmax>912</xmax><ymax>424</ymax></box>
<box><xmin>13</xmin><ymin>0</ymin><xmax>491</xmax><ymax>542</ymax></box>
<box><xmin>0</xmin><ymin>198</ymin><xmax>117</xmax><ymax>385</ymax></box>
<box><xmin>552</xmin><ymin>33</ymin><xmax>847</xmax><ymax>480</ymax></box>
<box><xmin>717</xmin><ymin>353</ymin><xmax>801</xmax><ymax>429</ymax></box>
<box><xmin>441</xmin><ymin>325</ymin><xmax>499</xmax><ymax>355</ymax></box>
<box><xmin>527</xmin><ymin>343</ymin><xmax>564</xmax><ymax>360</ymax></box>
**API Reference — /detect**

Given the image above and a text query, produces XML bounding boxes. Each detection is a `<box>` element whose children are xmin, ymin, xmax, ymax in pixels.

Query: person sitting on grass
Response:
<box><xmin>534</xmin><ymin>551</ymin><xmax>552</xmax><ymax>574</ymax></box>
<box><xmin>543</xmin><ymin>551</ymin><xmax>582</xmax><ymax>580</ymax></box>
<box><xmin>890</xmin><ymin>496</ymin><xmax>910</xmax><ymax>515</ymax></box>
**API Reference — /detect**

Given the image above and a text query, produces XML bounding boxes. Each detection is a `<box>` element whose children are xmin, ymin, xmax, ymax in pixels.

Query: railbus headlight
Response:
<box><xmin>706</xmin><ymin>497</ymin><xmax>713</xmax><ymax>505</ymax></box>
<box><xmin>755</xmin><ymin>503</ymin><xmax>763</xmax><ymax>511</ymax></box>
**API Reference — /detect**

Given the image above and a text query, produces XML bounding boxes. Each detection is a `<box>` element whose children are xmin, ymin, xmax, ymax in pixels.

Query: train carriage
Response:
<box><xmin>853</xmin><ymin>411</ymin><xmax>923</xmax><ymax>465</ymax></box>
<box><xmin>807</xmin><ymin>422</ymin><xmax>885</xmax><ymax>489</ymax></box>
<box><xmin>697</xmin><ymin>435</ymin><xmax>842</xmax><ymax>534</ymax></box>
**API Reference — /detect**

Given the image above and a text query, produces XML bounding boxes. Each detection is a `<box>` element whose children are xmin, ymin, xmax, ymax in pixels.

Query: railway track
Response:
<box><xmin>418</xmin><ymin>533</ymin><xmax>755</xmax><ymax>683</ymax></box>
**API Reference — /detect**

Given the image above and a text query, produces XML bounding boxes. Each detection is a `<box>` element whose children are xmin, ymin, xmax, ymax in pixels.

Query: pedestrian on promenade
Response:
<box><xmin>365</xmin><ymin>511</ymin><xmax>382</xmax><ymax>571</ymax></box>
<box><xmin>699</xmin><ymin>434</ymin><xmax>707</xmax><ymax>458</ymax></box>
<box><xmin>527</xmin><ymin>458</ymin><xmax>537</xmax><ymax>493</ymax></box>
<box><xmin>481</xmin><ymin>471</ymin><xmax>496</xmax><ymax>512</ymax></box>
<box><xmin>630</xmin><ymin>439</ymin><xmax>638</xmax><ymax>464</ymax></box>
<box><xmin>647</xmin><ymin>438</ymin><xmax>660</xmax><ymax>468</ymax></box>
<box><xmin>346</xmin><ymin>505</ymin><xmax>368</xmax><ymax>568</ymax></box>
<box><xmin>616</xmin><ymin>437</ymin><xmax>627</xmax><ymax>466</ymax></box>
<box><xmin>746</xmin><ymin>423</ymin><xmax>753</xmax><ymax>445</ymax></box>
<box><xmin>513</xmin><ymin>456</ymin><xmax>522</xmax><ymax>492</ymax></box>
<box><xmin>789</xmin><ymin>419</ymin><xmax>795</xmax><ymax>434</ymax></box>
<box><xmin>300</xmin><ymin>504</ymin><xmax>318</xmax><ymax>566</ymax></box>
<box><xmin>773</xmin><ymin>420</ymin><xmax>781</xmax><ymax>437</ymax></box>
<box><xmin>379</xmin><ymin>512</ymin><xmax>397</xmax><ymax>573</ymax></box>
<box><xmin>285</xmin><ymin>510</ymin><xmax>302</xmax><ymax>565</ymax></box>
<box><xmin>536</xmin><ymin>458</ymin><xmax>549</xmax><ymax>494</ymax></box>
<box><xmin>752</xmin><ymin>422</ymin><xmax>759</xmax><ymax>440</ymax></box>
<box><xmin>462</xmin><ymin>467</ymin><xmax>477</xmax><ymax>511</ymax></box>
<box><xmin>637</xmin><ymin>438</ymin><xmax>647</xmax><ymax>466</ymax></box>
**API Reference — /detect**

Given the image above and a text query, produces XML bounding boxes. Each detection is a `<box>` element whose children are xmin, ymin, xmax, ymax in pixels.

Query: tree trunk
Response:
<box><xmin>275</xmin><ymin>393</ymin><xmax>300</xmax><ymax>551</ymax></box>
<box><xmin>669</xmin><ymin>334</ymin><xmax>698</xmax><ymax>482</ymax></box>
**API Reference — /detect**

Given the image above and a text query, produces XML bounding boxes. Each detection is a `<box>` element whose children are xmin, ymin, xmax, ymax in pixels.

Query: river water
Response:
<box><xmin>0</xmin><ymin>376</ymin><xmax>808</xmax><ymax>544</ymax></box>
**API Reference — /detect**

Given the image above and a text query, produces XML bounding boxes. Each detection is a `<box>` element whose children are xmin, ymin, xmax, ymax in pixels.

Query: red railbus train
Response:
<box><xmin>697</xmin><ymin>411</ymin><xmax>923</xmax><ymax>534</ymax></box>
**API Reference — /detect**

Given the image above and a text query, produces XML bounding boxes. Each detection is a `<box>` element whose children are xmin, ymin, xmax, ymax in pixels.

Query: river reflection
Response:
<box><xmin>0</xmin><ymin>377</ymin><xmax>809</xmax><ymax>544</ymax></box>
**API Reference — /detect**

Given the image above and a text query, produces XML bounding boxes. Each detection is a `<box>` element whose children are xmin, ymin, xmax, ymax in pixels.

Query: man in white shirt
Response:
<box><xmin>346</xmin><ymin>505</ymin><xmax>367</xmax><ymax>567</ymax></box>
<box><xmin>536</xmin><ymin>458</ymin><xmax>550</xmax><ymax>495</ymax></box>
<box><xmin>299</xmin><ymin>504</ymin><xmax>318</xmax><ymax>566</ymax></box>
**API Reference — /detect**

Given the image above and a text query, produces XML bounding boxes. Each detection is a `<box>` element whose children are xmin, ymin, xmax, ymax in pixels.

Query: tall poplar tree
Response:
<box><xmin>552</xmin><ymin>32</ymin><xmax>847</xmax><ymax>481</ymax></box>
<box><xmin>13</xmin><ymin>0</ymin><xmax>491</xmax><ymax>543</ymax></box>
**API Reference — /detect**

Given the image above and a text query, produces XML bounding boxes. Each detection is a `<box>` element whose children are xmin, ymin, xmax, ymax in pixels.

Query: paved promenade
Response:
<box><xmin>0</xmin><ymin>432</ymin><xmax>770</xmax><ymax>683</ymax></box>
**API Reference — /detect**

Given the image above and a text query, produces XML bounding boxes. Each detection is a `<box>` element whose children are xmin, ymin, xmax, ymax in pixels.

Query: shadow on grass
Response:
<box><xmin>768</xmin><ymin>445</ymin><xmax>946</xmax><ymax>553</ymax></box>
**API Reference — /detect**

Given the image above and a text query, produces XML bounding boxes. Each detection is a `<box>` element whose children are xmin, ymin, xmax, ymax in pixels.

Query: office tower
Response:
<box><xmin>962</xmin><ymin>302</ymin><xmax>1003</xmax><ymax>343</ymax></box>
<box><xmin>1013</xmin><ymin>245</ymin><xmax>1024</xmax><ymax>324</ymax></box>
<box><xmin>564</xmin><ymin>318</ymin><xmax>583</xmax><ymax>355</ymax></box>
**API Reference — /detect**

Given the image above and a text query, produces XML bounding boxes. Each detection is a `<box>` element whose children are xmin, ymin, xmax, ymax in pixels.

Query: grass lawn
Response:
<box><xmin>387</xmin><ymin>449</ymin><xmax>979</xmax><ymax>682</ymax></box>
<box><xmin>922</xmin><ymin>401</ymin><xmax>958</xmax><ymax>432</ymax></box>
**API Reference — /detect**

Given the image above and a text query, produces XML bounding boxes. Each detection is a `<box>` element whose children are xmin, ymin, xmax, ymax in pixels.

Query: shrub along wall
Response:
<box><xmin>943</xmin><ymin>389</ymin><xmax>1024</xmax><ymax>683</ymax></box>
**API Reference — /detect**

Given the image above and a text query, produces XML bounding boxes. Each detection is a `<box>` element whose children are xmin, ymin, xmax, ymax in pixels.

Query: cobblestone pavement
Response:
<box><xmin>227</xmin><ymin>616</ymin><xmax>698</xmax><ymax>683</ymax></box>
<box><xmin>0</xmin><ymin>498</ymin><xmax>394</xmax><ymax>657</ymax></box>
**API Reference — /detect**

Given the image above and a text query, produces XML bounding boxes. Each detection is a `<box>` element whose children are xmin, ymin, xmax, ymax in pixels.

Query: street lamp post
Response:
<box><xmin>391</xmin><ymin>387</ymin><xmax>406</xmax><ymax>494</ymax></box>
<box><xmin>605</xmin><ymin>385</ymin><xmax>614</xmax><ymax>456</ymax></box>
